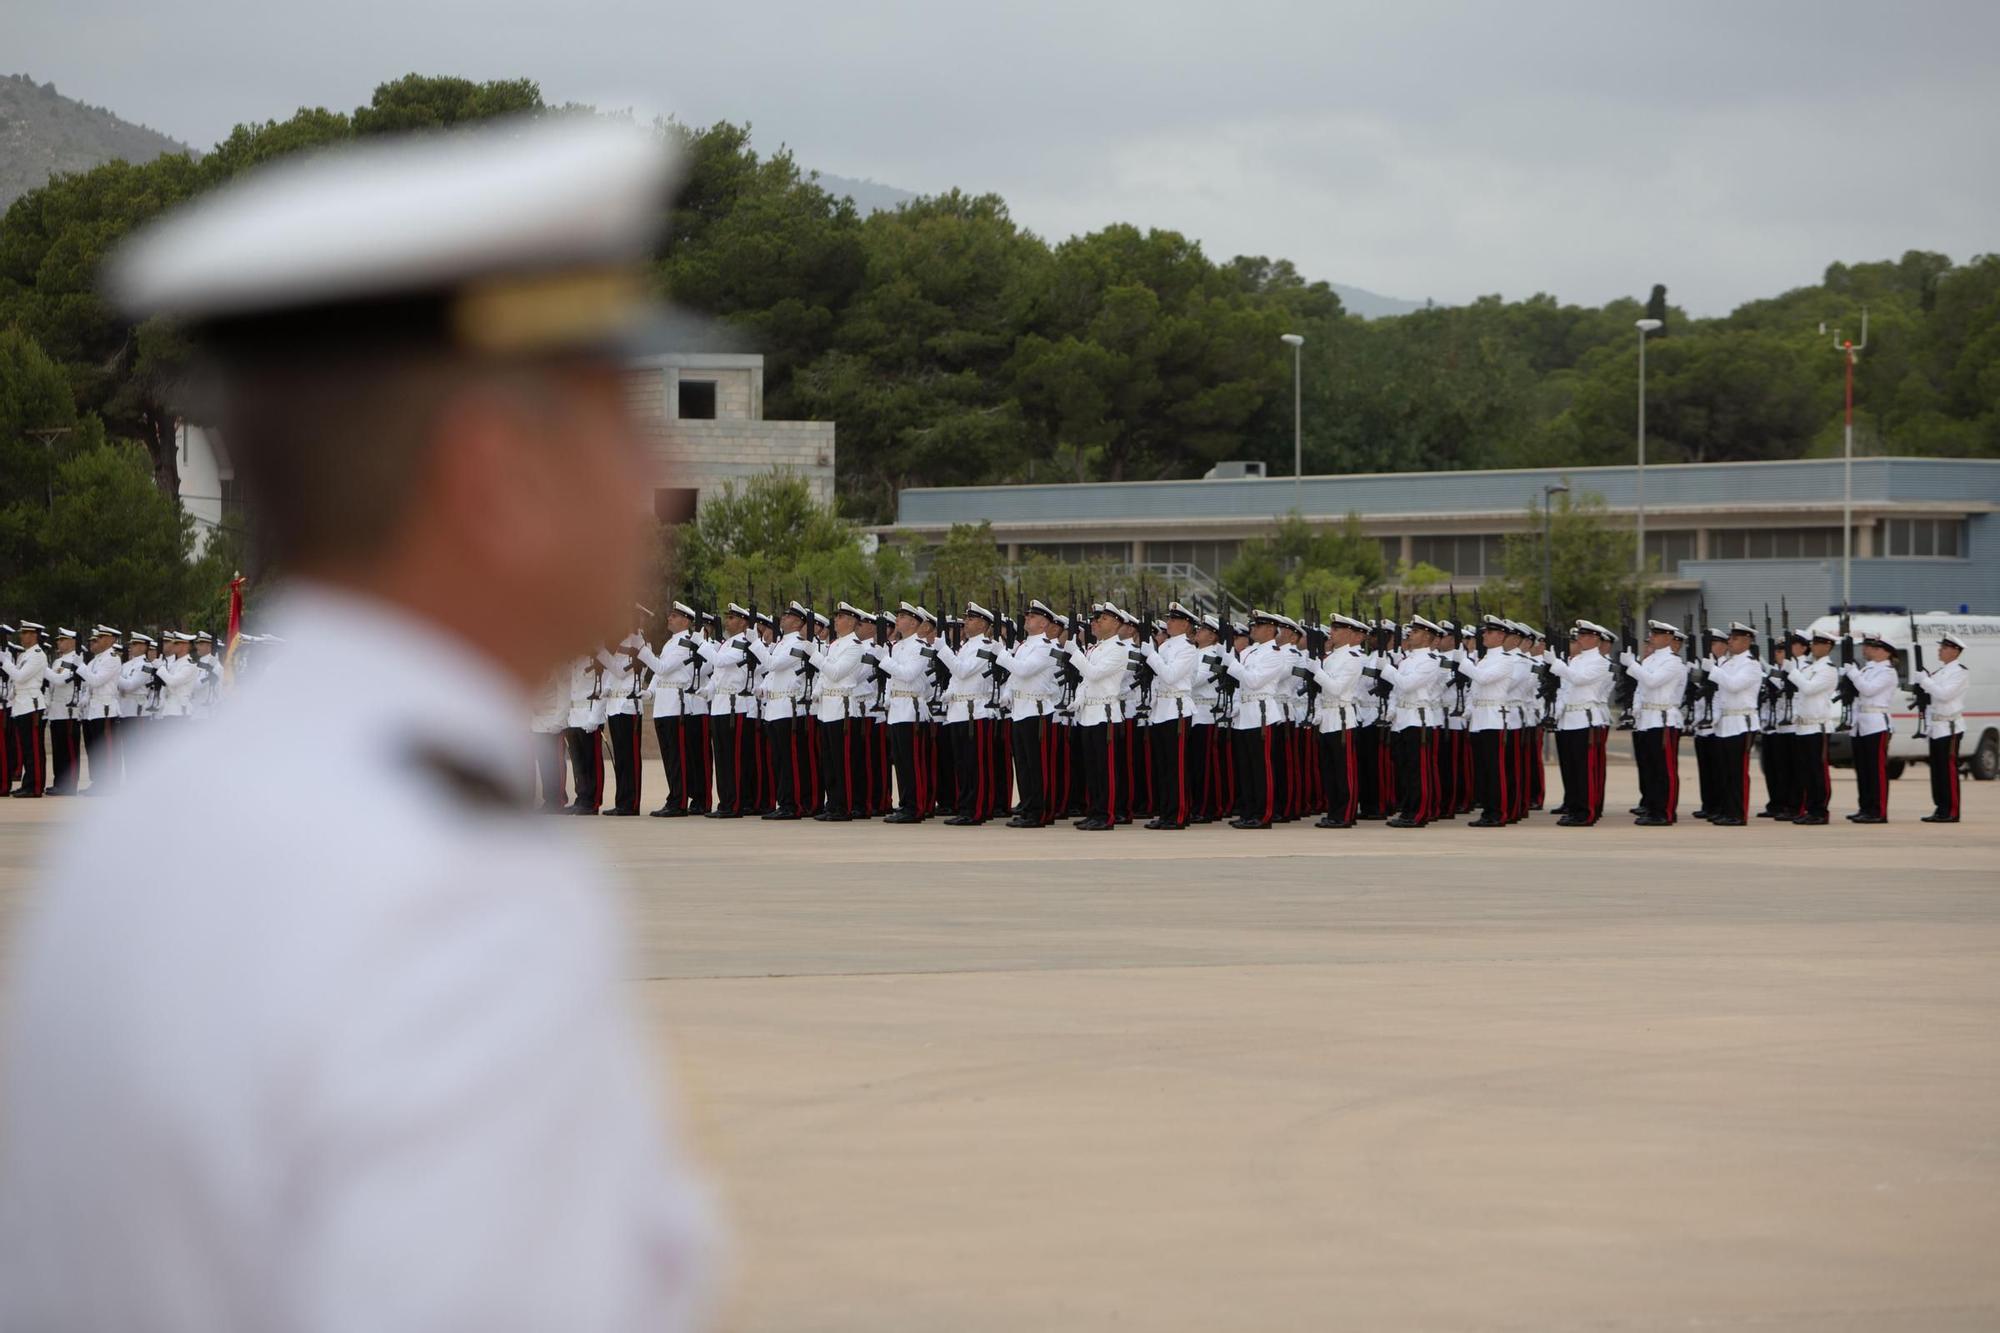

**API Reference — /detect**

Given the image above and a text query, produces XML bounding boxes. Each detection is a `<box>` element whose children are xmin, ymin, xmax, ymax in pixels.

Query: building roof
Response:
<box><xmin>893</xmin><ymin>457</ymin><xmax>2000</xmax><ymax>531</ymax></box>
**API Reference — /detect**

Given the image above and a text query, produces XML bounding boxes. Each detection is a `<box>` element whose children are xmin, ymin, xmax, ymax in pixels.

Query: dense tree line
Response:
<box><xmin>3</xmin><ymin>72</ymin><xmax>1996</xmax><ymax>626</ymax></box>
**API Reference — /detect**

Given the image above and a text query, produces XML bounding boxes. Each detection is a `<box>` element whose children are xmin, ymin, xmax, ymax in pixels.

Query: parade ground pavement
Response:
<box><xmin>2</xmin><ymin>760</ymin><xmax>1997</xmax><ymax>1332</ymax></box>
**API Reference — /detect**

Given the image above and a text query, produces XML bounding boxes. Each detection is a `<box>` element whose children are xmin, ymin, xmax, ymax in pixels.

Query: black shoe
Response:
<box><xmin>1756</xmin><ymin>809</ymin><xmax>1783</xmax><ymax>819</ymax></box>
<box><xmin>1313</xmin><ymin>817</ymin><xmax>1353</xmax><ymax>829</ymax></box>
<box><xmin>943</xmin><ymin>815</ymin><xmax>976</xmax><ymax>826</ymax></box>
<box><xmin>1920</xmin><ymin>813</ymin><xmax>1957</xmax><ymax>823</ymax></box>
<box><xmin>1005</xmin><ymin>815</ymin><xmax>1036</xmax><ymax>828</ymax></box>
<box><xmin>761</xmin><ymin>810</ymin><xmax>800</xmax><ymax>820</ymax></box>
<box><xmin>1229</xmin><ymin>818</ymin><xmax>1270</xmax><ymax>829</ymax></box>
<box><xmin>1555</xmin><ymin>815</ymin><xmax>1582</xmax><ymax>826</ymax></box>
<box><xmin>1386</xmin><ymin>816</ymin><xmax>1426</xmax><ymax>828</ymax></box>
<box><xmin>1709</xmin><ymin>815</ymin><xmax>1744</xmax><ymax>826</ymax></box>
<box><xmin>1467</xmin><ymin>817</ymin><xmax>1504</xmax><ymax>827</ymax></box>
<box><xmin>574</xmin><ymin>808</ymin><xmax>600</xmax><ymax>816</ymax></box>
<box><xmin>1844</xmin><ymin>812</ymin><xmax>1865</xmax><ymax>822</ymax></box>
<box><xmin>1851</xmin><ymin>813</ymin><xmax>1887</xmax><ymax>824</ymax></box>
<box><xmin>649</xmin><ymin>805</ymin><xmax>681</xmax><ymax>817</ymax></box>
<box><xmin>1632</xmin><ymin>815</ymin><xmax>1669</xmax><ymax>826</ymax></box>
<box><xmin>1074</xmin><ymin>818</ymin><xmax>1110</xmax><ymax>831</ymax></box>
<box><xmin>707</xmin><ymin>810</ymin><xmax>743</xmax><ymax>819</ymax></box>
<box><xmin>1629</xmin><ymin>806</ymin><xmax>1646</xmax><ymax>816</ymax></box>
<box><xmin>605</xmin><ymin>808</ymin><xmax>639</xmax><ymax>816</ymax></box>
<box><xmin>1691</xmin><ymin>809</ymin><xmax>1712</xmax><ymax>820</ymax></box>
<box><xmin>11</xmin><ymin>790</ymin><xmax>43</xmax><ymax>798</ymax></box>
<box><xmin>1794</xmin><ymin>814</ymin><xmax>1829</xmax><ymax>825</ymax></box>
<box><xmin>883</xmin><ymin>811</ymin><xmax>921</xmax><ymax>824</ymax></box>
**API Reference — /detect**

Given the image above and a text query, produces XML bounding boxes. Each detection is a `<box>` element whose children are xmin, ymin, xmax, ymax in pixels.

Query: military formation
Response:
<box><xmin>532</xmin><ymin>596</ymin><xmax>1973</xmax><ymax>829</ymax></box>
<box><xmin>0</xmin><ymin>621</ymin><xmax>275</xmax><ymax>797</ymax></box>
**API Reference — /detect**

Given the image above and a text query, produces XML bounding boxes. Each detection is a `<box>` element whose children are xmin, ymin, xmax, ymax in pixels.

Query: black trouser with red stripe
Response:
<box><xmin>820</xmin><ymin>716</ymin><xmax>853</xmax><ymax>816</ymax></box>
<box><xmin>764</xmin><ymin>715</ymin><xmax>801</xmax><ymax>814</ymax></box>
<box><xmin>564</xmin><ymin>725</ymin><xmax>603</xmax><ymax>811</ymax></box>
<box><xmin>1633</xmin><ymin>726</ymin><xmax>1680</xmax><ymax>822</ymax></box>
<box><xmin>1851</xmin><ymin>730</ymin><xmax>1889</xmax><ymax>819</ymax></box>
<box><xmin>1318</xmin><ymin>726</ymin><xmax>1358</xmax><ymax>824</ymax></box>
<box><xmin>1714</xmin><ymin>732</ymin><xmax>1752</xmax><ymax>821</ymax></box>
<box><xmin>80</xmin><ymin>716</ymin><xmax>117</xmax><ymax>791</ymax></box>
<box><xmin>1928</xmin><ymin>732</ymin><xmax>1962</xmax><ymax>819</ymax></box>
<box><xmin>1555</xmin><ymin>727</ymin><xmax>1604</xmax><ymax>823</ymax></box>
<box><xmin>1355</xmin><ymin>727</ymin><xmax>1384</xmax><ymax>817</ymax></box>
<box><xmin>1148</xmin><ymin>715</ymin><xmax>1189</xmax><ymax>827</ymax></box>
<box><xmin>1472</xmin><ymin>729</ymin><xmax>1506</xmax><ymax>822</ymax></box>
<box><xmin>1187</xmin><ymin>722</ymin><xmax>1215</xmax><ymax>820</ymax></box>
<box><xmin>1795</xmin><ymin>728</ymin><xmax>1829</xmax><ymax>819</ymax></box>
<box><xmin>1392</xmin><ymin>725</ymin><xmax>1429</xmax><ymax>823</ymax></box>
<box><xmin>711</xmin><ymin>712</ymin><xmax>744</xmax><ymax>814</ymax></box>
<box><xmin>605</xmin><ymin>712</ymin><xmax>642</xmax><ymax>813</ymax></box>
<box><xmin>1760</xmin><ymin>731</ymin><xmax>1793</xmax><ymax>815</ymax></box>
<box><xmin>8</xmin><ymin>712</ymin><xmax>46</xmax><ymax>796</ymax></box>
<box><xmin>1232</xmin><ymin>725</ymin><xmax>1274</xmax><ymax>826</ymax></box>
<box><xmin>48</xmin><ymin>717</ymin><xmax>82</xmax><ymax>794</ymax></box>
<box><xmin>1011</xmin><ymin>714</ymin><xmax>1051</xmax><ymax>824</ymax></box>
<box><xmin>889</xmin><ymin>721</ymin><xmax>923</xmax><ymax>817</ymax></box>
<box><xmin>1078</xmin><ymin>720</ymin><xmax>1115</xmax><ymax>824</ymax></box>
<box><xmin>534</xmin><ymin>730</ymin><xmax>566</xmax><ymax>808</ymax></box>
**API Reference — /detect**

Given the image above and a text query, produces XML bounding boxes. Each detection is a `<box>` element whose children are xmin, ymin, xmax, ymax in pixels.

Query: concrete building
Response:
<box><xmin>886</xmin><ymin>457</ymin><xmax>2000</xmax><ymax>620</ymax></box>
<box><xmin>175</xmin><ymin>423</ymin><xmax>235</xmax><ymax>553</ymax></box>
<box><xmin>625</xmin><ymin>352</ymin><xmax>835</xmax><ymax>521</ymax></box>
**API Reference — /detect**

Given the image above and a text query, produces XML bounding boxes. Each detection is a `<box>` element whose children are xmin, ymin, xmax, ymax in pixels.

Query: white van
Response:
<box><xmin>1802</xmin><ymin>612</ymin><xmax>2000</xmax><ymax>782</ymax></box>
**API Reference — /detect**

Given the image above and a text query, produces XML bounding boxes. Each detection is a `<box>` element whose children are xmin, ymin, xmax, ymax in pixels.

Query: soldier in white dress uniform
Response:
<box><xmin>0</xmin><ymin>120</ymin><xmax>713</xmax><ymax>1332</ymax></box>
<box><xmin>1911</xmin><ymin>631</ymin><xmax>1970</xmax><ymax>823</ymax></box>
<box><xmin>1</xmin><ymin>621</ymin><xmax>50</xmax><ymax>796</ymax></box>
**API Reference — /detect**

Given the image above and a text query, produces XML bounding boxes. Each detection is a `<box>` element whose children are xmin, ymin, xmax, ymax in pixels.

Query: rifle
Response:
<box><xmin>1615</xmin><ymin>592</ymin><xmax>1637</xmax><ymax>719</ymax></box>
<box><xmin>1778</xmin><ymin>595</ymin><xmax>1796</xmax><ymax>724</ymax></box>
<box><xmin>1909</xmin><ymin>609</ymin><xmax>1929</xmax><ymax>739</ymax></box>
<box><xmin>1836</xmin><ymin>601</ymin><xmax>1855</xmax><ymax>731</ymax></box>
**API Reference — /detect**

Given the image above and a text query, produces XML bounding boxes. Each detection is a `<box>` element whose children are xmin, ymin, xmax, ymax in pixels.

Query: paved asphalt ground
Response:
<box><xmin>2</xmin><ymin>760</ymin><xmax>1996</xmax><ymax>1331</ymax></box>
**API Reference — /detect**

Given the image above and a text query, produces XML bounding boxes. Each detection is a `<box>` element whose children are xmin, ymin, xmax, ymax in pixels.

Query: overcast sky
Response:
<box><xmin>9</xmin><ymin>0</ymin><xmax>1996</xmax><ymax>314</ymax></box>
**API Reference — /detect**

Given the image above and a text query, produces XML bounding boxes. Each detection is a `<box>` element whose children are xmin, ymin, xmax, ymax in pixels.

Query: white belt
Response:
<box><xmin>1723</xmin><ymin>708</ymin><xmax>1754</xmax><ymax>717</ymax></box>
<box><xmin>1859</xmin><ymin>705</ymin><xmax>1890</xmax><ymax>715</ymax></box>
<box><xmin>1154</xmin><ymin>688</ymin><xmax>1190</xmax><ymax>700</ymax></box>
<box><xmin>889</xmin><ymin>689</ymin><xmax>922</xmax><ymax>699</ymax></box>
<box><xmin>1472</xmin><ymin>698</ymin><xmax>1510</xmax><ymax>708</ymax></box>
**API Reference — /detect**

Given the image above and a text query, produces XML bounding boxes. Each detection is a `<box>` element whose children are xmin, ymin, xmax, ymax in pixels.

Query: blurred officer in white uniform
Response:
<box><xmin>0</xmin><ymin>121</ymin><xmax>713</xmax><ymax>1333</ymax></box>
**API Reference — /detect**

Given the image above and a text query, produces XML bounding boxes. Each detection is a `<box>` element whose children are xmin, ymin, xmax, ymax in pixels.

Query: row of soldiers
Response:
<box><xmin>529</xmin><ymin>597</ymin><xmax>1972</xmax><ymax>829</ymax></box>
<box><xmin>0</xmin><ymin>621</ymin><xmax>271</xmax><ymax>797</ymax></box>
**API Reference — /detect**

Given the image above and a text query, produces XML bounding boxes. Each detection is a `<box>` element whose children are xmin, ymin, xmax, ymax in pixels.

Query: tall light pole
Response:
<box><xmin>1541</xmin><ymin>482</ymin><xmax>1569</xmax><ymax>626</ymax></box>
<box><xmin>1281</xmin><ymin>333</ymin><xmax>1305</xmax><ymax>503</ymax></box>
<box><xmin>1634</xmin><ymin>318</ymin><xmax>1662</xmax><ymax>598</ymax></box>
<box><xmin>1827</xmin><ymin>308</ymin><xmax>1868</xmax><ymax>606</ymax></box>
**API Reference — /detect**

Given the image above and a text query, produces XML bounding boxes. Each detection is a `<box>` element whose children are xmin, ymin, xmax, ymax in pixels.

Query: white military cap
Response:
<box><xmin>1163</xmin><ymin>601</ymin><xmax>1193</xmax><ymax>621</ymax></box>
<box><xmin>1200</xmin><ymin>613</ymin><xmax>1222</xmax><ymax>632</ymax></box>
<box><xmin>195</xmin><ymin>630</ymin><xmax>216</xmax><ymax>642</ymax></box>
<box><xmin>811</xmin><ymin>612</ymin><xmax>830</xmax><ymax>628</ymax></box>
<box><xmin>1053</xmin><ymin>613</ymin><xmax>1072</xmax><ymax>630</ymax></box>
<box><xmin>1574</xmin><ymin>619</ymin><xmax>1611</xmax><ymax>638</ymax></box>
<box><xmin>1646</xmin><ymin>618</ymin><xmax>1678</xmax><ymax>635</ymax></box>
<box><xmin>1411</xmin><ymin>615</ymin><xmax>1444</xmax><ymax>634</ymax></box>
<box><xmin>913</xmin><ymin>605</ymin><xmax>937</xmax><ymax>625</ymax></box>
<box><xmin>1331</xmin><ymin>613</ymin><xmax>1369</xmax><ymax>632</ymax></box>
<box><xmin>724</xmin><ymin>602</ymin><xmax>750</xmax><ymax>619</ymax></box>
<box><xmin>670</xmin><ymin>600</ymin><xmax>698</xmax><ymax>619</ymax></box>
<box><xmin>835</xmin><ymin>600</ymin><xmax>867</xmax><ymax>618</ymax></box>
<box><xmin>56</xmin><ymin>626</ymin><xmax>78</xmax><ymax>639</ymax></box>
<box><xmin>1728</xmin><ymin>620</ymin><xmax>1756</xmax><ymax>636</ymax></box>
<box><xmin>896</xmin><ymin>600</ymin><xmax>922</xmax><ymax>618</ymax></box>
<box><xmin>1938</xmin><ymin>631</ymin><xmax>1966</xmax><ymax>650</ymax></box>
<box><xmin>1093</xmin><ymin>602</ymin><xmax>1124</xmax><ymax>621</ymax></box>
<box><xmin>129</xmin><ymin>633</ymin><xmax>156</xmax><ymax>647</ymax></box>
<box><xmin>18</xmin><ymin>620</ymin><xmax>46</xmax><ymax>633</ymax></box>
<box><xmin>91</xmin><ymin>625</ymin><xmax>120</xmax><ymax>639</ymax></box>
<box><xmin>960</xmin><ymin>601</ymin><xmax>993</xmax><ymax>623</ymax></box>
<box><xmin>104</xmin><ymin>118</ymin><xmax>709</xmax><ymax>360</ymax></box>
<box><xmin>1025</xmin><ymin>598</ymin><xmax>1055</xmax><ymax>619</ymax></box>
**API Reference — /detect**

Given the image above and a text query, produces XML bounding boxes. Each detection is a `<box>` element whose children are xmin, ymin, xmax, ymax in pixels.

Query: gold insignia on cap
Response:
<box><xmin>452</xmin><ymin>266</ymin><xmax>647</xmax><ymax>354</ymax></box>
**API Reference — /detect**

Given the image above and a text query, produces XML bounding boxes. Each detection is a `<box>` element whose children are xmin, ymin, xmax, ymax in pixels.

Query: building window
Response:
<box><xmin>654</xmin><ymin>487</ymin><xmax>699</xmax><ymax>524</ymax></box>
<box><xmin>677</xmin><ymin>379</ymin><xmax>717</xmax><ymax>420</ymax></box>
<box><xmin>1881</xmin><ymin>517</ymin><xmax>1964</xmax><ymax>558</ymax></box>
<box><xmin>1644</xmin><ymin>530</ymin><xmax>1696</xmax><ymax>573</ymax></box>
<box><xmin>1708</xmin><ymin>527</ymin><xmax>1845</xmax><ymax>561</ymax></box>
<box><xmin>1143</xmin><ymin>540</ymin><xmax>1241</xmax><ymax>575</ymax></box>
<box><xmin>1409</xmin><ymin>534</ymin><xmax>1505</xmax><ymax>577</ymax></box>
<box><xmin>1018</xmin><ymin>541</ymin><xmax>1131</xmax><ymax>565</ymax></box>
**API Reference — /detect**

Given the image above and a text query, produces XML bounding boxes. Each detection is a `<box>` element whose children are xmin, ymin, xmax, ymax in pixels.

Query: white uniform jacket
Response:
<box><xmin>1218</xmin><ymin>641</ymin><xmax>1288</xmax><ymax>731</ymax></box>
<box><xmin>79</xmin><ymin>650</ymin><xmax>123</xmax><ymax>721</ymax></box>
<box><xmin>812</xmin><ymin>634</ymin><xmax>868</xmax><ymax>723</ymax></box>
<box><xmin>1307</xmin><ymin>646</ymin><xmax>1366</xmax><ymax>733</ymax></box>
<box><xmin>155</xmin><ymin>655</ymin><xmax>200</xmax><ymax>717</ymax></box>
<box><xmin>1707</xmin><ymin>653</ymin><xmax>1765</xmax><ymax>738</ymax></box>
<box><xmin>937</xmin><ymin>634</ymin><xmax>1001</xmax><ymax>724</ymax></box>
<box><xmin>748</xmin><ymin>631</ymin><xmax>813</xmax><ymax>719</ymax></box>
<box><xmin>1841</xmin><ymin>659</ymin><xmax>1899</xmax><ymax>737</ymax></box>
<box><xmin>1912</xmin><ymin>659</ymin><xmax>1970</xmax><ymax>737</ymax></box>
<box><xmin>1547</xmin><ymin>648</ymin><xmax>1613</xmax><ymax>730</ymax></box>
<box><xmin>1381</xmin><ymin>648</ymin><xmax>1446</xmax><ymax>731</ymax></box>
<box><xmin>2</xmin><ymin>646</ymin><xmax>50</xmax><ymax>716</ymax></box>
<box><xmin>638</xmin><ymin>634</ymin><xmax>704</xmax><ymax>720</ymax></box>
<box><xmin>695</xmin><ymin>634</ymin><xmax>754</xmax><ymax>717</ymax></box>
<box><xmin>1787</xmin><ymin>656</ymin><xmax>1838</xmax><ymax>735</ymax></box>
<box><xmin>994</xmin><ymin>635</ymin><xmax>1059</xmax><ymax>722</ymax></box>
<box><xmin>1064</xmin><ymin>638</ymin><xmax>1130</xmax><ymax>728</ymax></box>
<box><xmin>1138</xmin><ymin>634</ymin><xmax>1200</xmax><ymax>722</ymax></box>
<box><xmin>1623</xmin><ymin>648</ymin><xmax>1689</xmax><ymax>732</ymax></box>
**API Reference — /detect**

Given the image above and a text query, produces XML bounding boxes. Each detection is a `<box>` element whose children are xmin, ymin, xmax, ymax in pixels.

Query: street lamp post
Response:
<box><xmin>1281</xmin><ymin>333</ymin><xmax>1305</xmax><ymax>502</ymax></box>
<box><xmin>1634</xmin><ymin>318</ymin><xmax>1662</xmax><ymax>601</ymax></box>
<box><xmin>1541</xmin><ymin>482</ymin><xmax>1570</xmax><ymax>626</ymax></box>
<box><xmin>1828</xmin><ymin>309</ymin><xmax>1868</xmax><ymax>606</ymax></box>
